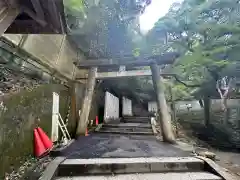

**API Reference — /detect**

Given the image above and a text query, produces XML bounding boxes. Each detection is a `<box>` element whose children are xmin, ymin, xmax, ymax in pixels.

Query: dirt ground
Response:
<box><xmin>213</xmin><ymin>150</ymin><xmax>240</xmax><ymax>176</ymax></box>
<box><xmin>175</xmin><ymin>122</ymin><xmax>240</xmax><ymax>177</ymax></box>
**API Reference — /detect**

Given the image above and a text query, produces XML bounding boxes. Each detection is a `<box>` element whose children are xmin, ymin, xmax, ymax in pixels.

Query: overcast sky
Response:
<box><xmin>139</xmin><ymin>0</ymin><xmax>183</xmax><ymax>34</ymax></box>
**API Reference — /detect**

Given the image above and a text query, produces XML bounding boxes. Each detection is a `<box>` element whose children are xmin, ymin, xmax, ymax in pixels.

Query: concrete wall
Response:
<box><xmin>104</xmin><ymin>92</ymin><xmax>119</xmax><ymax>122</ymax></box>
<box><xmin>2</xmin><ymin>34</ymin><xmax>87</xmax><ymax>81</ymax></box>
<box><xmin>122</xmin><ymin>96</ymin><xmax>132</xmax><ymax>116</ymax></box>
<box><xmin>0</xmin><ymin>84</ymin><xmax>69</xmax><ymax>178</ymax></box>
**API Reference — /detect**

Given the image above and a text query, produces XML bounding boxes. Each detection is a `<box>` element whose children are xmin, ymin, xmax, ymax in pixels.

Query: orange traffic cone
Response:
<box><xmin>34</xmin><ymin>129</ymin><xmax>47</xmax><ymax>157</ymax></box>
<box><xmin>37</xmin><ymin>127</ymin><xmax>53</xmax><ymax>150</ymax></box>
<box><xmin>85</xmin><ymin>128</ymin><xmax>89</xmax><ymax>136</ymax></box>
<box><xmin>96</xmin><ymin>116</ymin><xmax>99</xmax><ymax>125</ymax></box>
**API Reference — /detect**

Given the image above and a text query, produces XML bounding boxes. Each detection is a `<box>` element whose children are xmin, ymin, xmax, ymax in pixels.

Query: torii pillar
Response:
<box><xmin>150</xmin><ymin>62</ymin><xmax>175</xmax><ymax>143</ymax></box>
<box><xmin>76</xmin><ymin>67</ymin><xmax>97</xmax><ymax>135</ymax></box>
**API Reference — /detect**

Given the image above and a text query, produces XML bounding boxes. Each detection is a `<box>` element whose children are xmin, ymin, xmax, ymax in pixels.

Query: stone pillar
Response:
<box><xmin>151</xmin><ymin>63</ymin><xmax>175</xmax><ymax>143</ymax></box>
<box><xmin>76</xmin><ymin>67</ymin><xmax>97</xmax><ymax>135</ymax></box>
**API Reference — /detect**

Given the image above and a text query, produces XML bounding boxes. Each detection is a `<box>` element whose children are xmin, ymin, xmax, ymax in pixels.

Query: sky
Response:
<box><xmin>139</xmin><ymin>0</ymin><xmax>183</xmax><ymax>34</ymax></box>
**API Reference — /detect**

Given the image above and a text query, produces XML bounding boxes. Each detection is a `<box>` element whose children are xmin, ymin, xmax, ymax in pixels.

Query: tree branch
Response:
<box><xmin>173</xmin><ymin>75</ymin><xmax>201</xmax><ymax>87</ymax></box>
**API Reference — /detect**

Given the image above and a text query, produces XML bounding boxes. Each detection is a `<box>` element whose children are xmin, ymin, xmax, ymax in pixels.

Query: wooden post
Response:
<box><xmin>76</xmin><ymin>67</ymin><xmax>97</xmax><ymax>136</ymax></box>
<box><xmin>151</xmin><ymin>63</ymin><xmax>175</xmax><ymax>143</ymax></box>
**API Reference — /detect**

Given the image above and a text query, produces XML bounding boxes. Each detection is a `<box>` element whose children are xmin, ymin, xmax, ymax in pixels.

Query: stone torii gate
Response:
<box><xmin>75</xmin><ymin>54</ymin><xmax>179</xmax><ymax>143</ymax></box>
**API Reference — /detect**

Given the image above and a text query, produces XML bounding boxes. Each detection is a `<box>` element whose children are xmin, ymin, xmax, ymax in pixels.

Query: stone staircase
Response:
<box><xmin>96</xmin><ymin>116</ymin><xmax>154</xmax><ymax>135</ymax></box>
<box><xmin>122</xmin><ymin>116</ymin><xmax>151</xmax><ymax>123</ymax></box>
<box><xmin>54</xmin><ymin>157</ymin><xmax>223</xmax><ymax>180</ymax></box>
<box><xmin>42</xmin><ymin>116</ymin><xmax>234</xmax><ymax>180</ymax></box>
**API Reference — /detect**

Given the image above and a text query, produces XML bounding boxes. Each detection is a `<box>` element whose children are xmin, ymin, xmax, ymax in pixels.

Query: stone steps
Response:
<box><xmin>123</xmin><ymin>120</ymin><xmax>151</xmax><ymax>123</ymax></box>
<box><xmin>101</xmin><ymin>127</ymin><xmax>153</xmax><ymax>132</ymax></box>
<box><xmin>97</xmin><ymin>121</ymin><xmax>154</xmax><ymax>135</ymax></box>
<box><xmin>96</xmin><ymin>130</ymin><xmax>154</xmax><ymax>135</ymax></box>
<box><xmin>57</xmin><ymin>157</ymin><xmax>205</xmax><ymax>176</ymax></box>
<box><xmin>122</xmin><ymin>116</ymin><xmax>151</xmax><ymax>124</ymax></box>
<box><xmin>101</xmin><ymin>125</ymin><xmax>153</xmax><ymax>132</ymax></box>
<box><xmin>103</xmin><ymin>123</ymin><xmax>152</xmax><ymax>128</ymax></box>
<box><xmin>55</xmin><ymin>157</ymin><xmax>222</xmax><ymax>180</ymax></box>
<box><xmin>56</xmin><ymin>172</ymin><xmax>222</xmax><ymax>180</ymax></box>
<box><xmin>49</xmin><ymin>117</ymin><xmax>223</xmax><ymax>180</ymax></box>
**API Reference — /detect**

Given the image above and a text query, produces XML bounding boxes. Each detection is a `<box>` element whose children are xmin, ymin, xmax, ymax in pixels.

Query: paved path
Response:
<box><xmin>59</xmin><ymin>134</ymin><xmax>189</xmax><ymax>159</ymax></box>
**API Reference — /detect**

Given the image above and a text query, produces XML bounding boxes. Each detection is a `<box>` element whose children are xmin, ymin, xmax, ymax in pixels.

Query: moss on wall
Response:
<box><xmin>0</xmin><ymin>84</ymin><xmax>69</xmax><ymax>178</ymax></box>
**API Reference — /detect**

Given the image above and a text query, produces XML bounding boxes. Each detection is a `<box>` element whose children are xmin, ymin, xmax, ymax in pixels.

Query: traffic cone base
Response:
<box><xmin>34</xmin><ymin>129</ymin><xmax>47</xmax><ymax>157</ymax></box>
<box><xmin>37</xmin><ymin>127</ymin><xmax>53</xmax><ymax>150</ymax></box>
<box><xmin>85</xmin><ymin>128</ymin><xmax>89</xmax><ymax>136</ymax></box>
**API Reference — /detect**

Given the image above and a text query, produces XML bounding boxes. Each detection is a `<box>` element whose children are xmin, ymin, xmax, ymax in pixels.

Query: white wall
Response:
<box><xmin>176</xmin><ymin>100</ymin><xmax>202</xmax><ymax>112</ymax></box>
<box><xmin>104</xmin><ymin>92</ymin><xmax>119</xmax><ymax>122</ymax></box>
<box><xmin>122</xmin><ymin>96</ymin><xmax>132</xmax><ymax>116</ymax></box>
<box><xmin>148</xmin><ymin>101</ymin><xmax>157</xmax><ymax>112</ymax></box>
<box><xmin>211</xmin><ymin>99</ymin><xmax>240</xmax><ymax>110</ymax></box>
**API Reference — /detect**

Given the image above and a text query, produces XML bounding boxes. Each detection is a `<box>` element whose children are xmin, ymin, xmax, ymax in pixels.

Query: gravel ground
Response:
<box><xmin>4</xmin><ymin>156</ymin><xmax>53</xmax><ymax>180</ymax></box>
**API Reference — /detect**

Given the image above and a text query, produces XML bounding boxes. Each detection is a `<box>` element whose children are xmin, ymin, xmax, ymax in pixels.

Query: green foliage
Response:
<box><xmin>63</xmin><ymin>0</ymin><xmax>85</xmax><ymax>14</ymax></box>
<box><xmin>132</xmin><ymin>48</ymin><xmax>140</xmax><ymax>57</ymax></box>
<box><xmin>141</xmin><ymin>0</ymin><xmax>240</xmax><ymax>100</ymax></box>
<box><xmin>63</xmin><ymin>0</ymin><xmax>152</xmax><ymax>57</ymax></box>
<box><xmin>64</xmin><ymin>0</ymin><xmax>240</xmax><ymax>100</ymax></box>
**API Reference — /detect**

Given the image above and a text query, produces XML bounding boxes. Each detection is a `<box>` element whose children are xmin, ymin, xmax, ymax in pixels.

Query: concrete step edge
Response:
<box><xmin>96</xmin><ymin>130</ymin><xmax>154</xmax><ymax>135</ymax></box>
<box><xmin>62</xmin><ymin>157</ymin><xmax>203</xmax><ymax>165</ymax></box>
<box><xmin>103</xmin><ymin>124</ymin><xmax>152</xmax><ymax>128</ymax></box>
<box><xmin>56</xmin><ymin>172</ymin><xmax>222</xmax><ymax>180</ymax></box>
<box><xmin>123</xmin><ymin>121</ymin><xmax>150</xmax><ymax>123</ymax></box>
<box><xmin>101</xmin><ymin>127</ymin><xmax>153</xmax><ymax>130</ymax></box>
<box><xmin>123</xmin><ymin>117</ymin><xmax>151</xmax><ymax>119</ymax></box>
<box><xmin>58</xmin><ymin>157</ymin><xmax>204</xmax><ymax>176</ymax></box>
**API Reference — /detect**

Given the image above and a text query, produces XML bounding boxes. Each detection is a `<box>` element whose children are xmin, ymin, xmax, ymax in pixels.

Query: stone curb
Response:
<box><xmin>196</xmin><ymin>156</ymin><xmax>239</xmax><ymax>180</ymax></box>
<box><xmin>39</xmin><ymin>157</ymin><xmax>66</xmax><ymax>180</ymax></box>
<box><xmin>58</xmin><ymin>157</ymin><xmax>204</xmax><ymax>176</ymax></box>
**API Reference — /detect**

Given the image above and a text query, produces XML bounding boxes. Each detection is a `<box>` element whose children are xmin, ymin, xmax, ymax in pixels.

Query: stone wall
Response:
<box><xmin>0</xmin><ymin>84</ymin><xmax>69</xmax><ymax>178</ymax></box>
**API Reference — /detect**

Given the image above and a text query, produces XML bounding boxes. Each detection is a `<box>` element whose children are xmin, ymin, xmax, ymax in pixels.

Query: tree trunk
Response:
<box><xmin>151</xmin><ymin>63</ymin><xmax>175</xmax><ymax>143</ymax></box>
<box><xmin>76</xmin><ymin>67</ymin><xmax>97</xmax><ymax>136</ymax></box>
<box><xmin>203</xmin><ymin>96</ymin><xmax>210</xmax><ymax>126</ymax></box>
